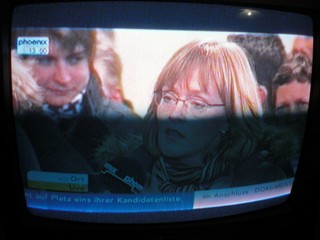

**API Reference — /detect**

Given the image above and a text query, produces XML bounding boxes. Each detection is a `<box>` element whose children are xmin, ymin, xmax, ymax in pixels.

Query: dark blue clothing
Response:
<box><xmin>16</xmin><ymin>77</ymin><xmax>141</xmax><ymax>178</ymax></box>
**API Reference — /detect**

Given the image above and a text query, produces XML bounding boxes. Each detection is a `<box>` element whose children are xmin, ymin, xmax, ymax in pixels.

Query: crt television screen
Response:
<box><xmin>10</xmin><ymin>1</ymin><xmax>313</xmax><ymax>223</ymax></box>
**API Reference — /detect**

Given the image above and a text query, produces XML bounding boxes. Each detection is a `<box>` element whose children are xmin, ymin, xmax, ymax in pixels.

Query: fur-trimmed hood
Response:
<box><xmin>93</xmin><ymin>131</ymin><xmax>143</xmax><ymax>169</ymax></box>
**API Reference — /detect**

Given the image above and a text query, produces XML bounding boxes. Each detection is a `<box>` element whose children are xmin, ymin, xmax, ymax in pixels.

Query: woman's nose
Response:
<box><xmin>168</xmin><ymin>101</ymin><xmax>188</xmax><ymax>121</ymax></box>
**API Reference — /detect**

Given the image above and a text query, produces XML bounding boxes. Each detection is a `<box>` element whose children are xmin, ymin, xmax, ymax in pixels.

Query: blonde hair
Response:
<box><xmin>143</xmin><ymin>40</ymin><xmax>264</xmax><ymax>176</ymax></box>
<box><xmin>11</xmin><ymin>50</ymin><xmax>43</xmax><ymax>114</ymax></box>
<box><xmin>92</xmin><ymin>29</ymin><xmax>126</xmax><ymax>103</ymax></box>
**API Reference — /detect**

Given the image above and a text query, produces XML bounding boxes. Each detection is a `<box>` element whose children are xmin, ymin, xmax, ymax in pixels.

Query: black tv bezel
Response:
<box><xmin>1</xmin><ymin>0</ymin><xmax>319</xmax><ymax>239</ymax></box>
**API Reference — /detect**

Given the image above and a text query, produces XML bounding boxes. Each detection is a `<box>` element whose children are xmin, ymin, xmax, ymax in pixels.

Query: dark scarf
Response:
<box><xmin>153</xmin><ymin>155</ymin><xmax>230</xmax><ymax>192</ymax></box>
<box><xmin>42</xmin><ymin>89</ymin><xmax>85</xmax><ymax>122</ymax></box>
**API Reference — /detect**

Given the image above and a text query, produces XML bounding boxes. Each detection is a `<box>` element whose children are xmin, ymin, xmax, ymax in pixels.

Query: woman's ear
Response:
<box><xmin>257</xmin><ymin>85</ymin><xmax>268</xmax><ymax>105</ymax></box>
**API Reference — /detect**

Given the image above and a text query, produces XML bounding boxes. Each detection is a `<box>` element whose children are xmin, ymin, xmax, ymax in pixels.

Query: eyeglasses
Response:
<box><xmin>154</xmin><ymin>91</ymin><xmax>224</xmax><ymax>113</ymax></box>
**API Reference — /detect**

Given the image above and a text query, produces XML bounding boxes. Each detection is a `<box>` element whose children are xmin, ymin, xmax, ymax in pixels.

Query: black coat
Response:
<box><xmin>16</xmin><ymin>77</ymin><xmax>141</xmax><ymax>175</ymax></box>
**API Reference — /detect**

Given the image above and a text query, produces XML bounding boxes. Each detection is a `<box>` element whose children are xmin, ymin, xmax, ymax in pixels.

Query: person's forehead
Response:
<box><xmin>165</xmin><ymin>73</ymin><xmax>220</xmax><ymax>101</ymax></box>
<box><xmin>276</xmin><ymin>80</ymin><xmax>310</xmax><ymax>100</ymax></box>
<box><xmin>50</xmin><ymin>41</ymin><xmax>86</xmax><ymax>53</ymax></box>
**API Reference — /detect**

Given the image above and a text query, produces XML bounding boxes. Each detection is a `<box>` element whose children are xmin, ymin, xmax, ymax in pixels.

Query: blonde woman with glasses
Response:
<box><xmin>96</xmin><ymin>40</ymin><xmax>300</xmax><ymax>193</ymax></box>
<box><xmin>142</xmin><ymin>39</ymin><xmax>303</xmax><ymax>193</ymax></box>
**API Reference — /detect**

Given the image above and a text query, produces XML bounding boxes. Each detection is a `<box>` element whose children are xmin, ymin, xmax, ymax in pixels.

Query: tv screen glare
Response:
<box><xmin>1</xmin><ymin>0</ymin><xmax>319</xmax><ymax>239</ymax></box>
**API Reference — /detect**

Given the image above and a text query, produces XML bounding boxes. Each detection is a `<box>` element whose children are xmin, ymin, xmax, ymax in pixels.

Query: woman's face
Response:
<box><xmin>156</xmin><ymin>72</ymin><xmax>228</xmax><ymax>166</ymax></box>
<box><xmin>32</xmin><ymin>41</ymin><xmax>90</xmax><ymax>107</ymax></box>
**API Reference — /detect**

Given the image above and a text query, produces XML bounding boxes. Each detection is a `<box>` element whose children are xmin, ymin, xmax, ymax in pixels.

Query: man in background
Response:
<box><xmin>228</xmin><ymin>34</ymin><xmax>286</xmax><ymax>114</ymax></box>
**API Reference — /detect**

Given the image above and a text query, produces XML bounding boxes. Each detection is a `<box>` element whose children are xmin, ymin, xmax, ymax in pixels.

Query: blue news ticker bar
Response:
<box><xmin>25</xmin><ymin>190</ymin><xmax>195</xmax><ymax>213</ymax></box>
<box><xmin>24</xmin><ymin>178</ymin><xmax>293</xmax><ymax>213</ymax></box>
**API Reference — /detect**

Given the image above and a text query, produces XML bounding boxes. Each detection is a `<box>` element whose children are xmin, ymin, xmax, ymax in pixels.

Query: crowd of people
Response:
<box><xmin>12</xmin><ymin>28</ymin><xmax>312</xmax><ymax>193</ymax></box>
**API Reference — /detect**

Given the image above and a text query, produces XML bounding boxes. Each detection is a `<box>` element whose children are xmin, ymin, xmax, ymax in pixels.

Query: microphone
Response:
<box><xmin>97</xmin><ymin>157</ymin><xmax>147</xmax><ymax>194</ymax></box>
